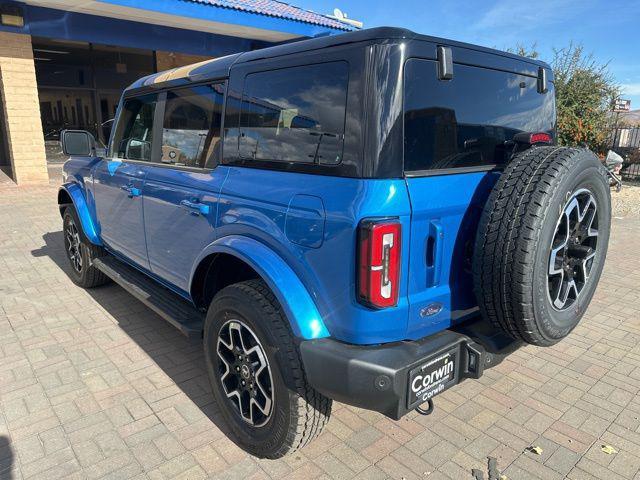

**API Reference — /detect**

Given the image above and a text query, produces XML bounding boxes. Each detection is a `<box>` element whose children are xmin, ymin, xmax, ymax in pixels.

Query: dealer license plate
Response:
<box><xmin>407</xmin><ymin>349</ymin><xmax>458</xmax><ymax>409</ymax></box>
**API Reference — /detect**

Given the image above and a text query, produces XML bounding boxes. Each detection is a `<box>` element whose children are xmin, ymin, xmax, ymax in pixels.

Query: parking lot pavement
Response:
<box><xmin>1</xmin><ymin>182</ymin><xmax>640</xmax><ymax>480</ymax></box>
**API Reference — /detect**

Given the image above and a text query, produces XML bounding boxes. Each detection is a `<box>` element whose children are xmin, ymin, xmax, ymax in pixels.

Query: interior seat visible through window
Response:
<box><xmin>160</xmin><ymin>84</ymin><xmax>224</xmax><ymax>169</ymax></box>
<box><xmin>237</xmin><ymin>62</ymin><xmax>349</xmax><ymax>166</ymax></box>
<box><xmin>113</xmin><ymin>94</ymin><xmax>157</xmax><ymax>161</ymax></box>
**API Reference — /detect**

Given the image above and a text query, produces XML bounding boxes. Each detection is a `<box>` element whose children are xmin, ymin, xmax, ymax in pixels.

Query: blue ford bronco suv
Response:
<box><xmin>58</xmin><ymin>27</ymin><xmax>611</xmax><ymax>458</ymax></box>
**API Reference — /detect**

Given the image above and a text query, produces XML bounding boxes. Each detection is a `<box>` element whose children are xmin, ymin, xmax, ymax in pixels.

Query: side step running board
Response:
<box><xmin>93</xmin><ymin>256</ymin><xmax>204</xmax><ymax>342</ymax></box>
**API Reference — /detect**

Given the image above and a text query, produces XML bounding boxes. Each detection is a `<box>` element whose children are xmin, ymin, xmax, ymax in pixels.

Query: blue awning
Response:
<box><xmin>21</xmin><ymin>0</ymin><xmax>357</xmax><ymax>43</ymax></box>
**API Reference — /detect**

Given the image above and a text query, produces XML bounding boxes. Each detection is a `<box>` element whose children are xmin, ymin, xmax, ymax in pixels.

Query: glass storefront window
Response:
<box><xmin>33</xmin><ymin>39</ymin><xmax>93</xmax><ymax>89</ymax></box>
<box><xmin>33</xmin><ymin>38</ymin><xmax>155</xmax><ymax>162</ymax></box>
<box><xmin>39</xmin><ymin>88</ymin><xmax>97</xmax><ymax>162</ymax></box>
<box><xmin>92</xmin><ymin>44</ymin><xmax>155</xmax><ymax>90</ymax></box>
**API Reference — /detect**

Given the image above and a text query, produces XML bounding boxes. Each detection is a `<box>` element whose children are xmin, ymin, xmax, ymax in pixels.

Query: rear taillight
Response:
<box><xmin>513</xmin><ymin>131</ymin><xmax>553</xmax><ymax>145</ymax></box>
<box><xmin>530</xmin><ymin>132</ymin><xmax>553</xmax><ymax>144</ymax></box>
<box><xmin>357</xmin><ymin>219</ymin><xmax>401</xmax><ymax>308</ymax></box>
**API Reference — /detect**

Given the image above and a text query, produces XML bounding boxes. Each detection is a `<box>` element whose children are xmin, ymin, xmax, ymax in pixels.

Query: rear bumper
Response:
<box><xmin>299</xmin><ymin>317</ymin><xmax>520</xmax><ymax>420</ymax></box>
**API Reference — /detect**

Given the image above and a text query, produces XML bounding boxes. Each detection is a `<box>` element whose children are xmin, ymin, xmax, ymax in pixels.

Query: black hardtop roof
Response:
<box><xmin>126</xmin><ymin>27</ymin><xmax>550</xmax><ymax>93</ymax></box>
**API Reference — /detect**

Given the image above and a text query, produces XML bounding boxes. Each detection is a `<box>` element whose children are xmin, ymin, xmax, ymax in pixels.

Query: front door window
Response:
<box><xmin>112</xmin><ymin>94</ymin><xmax>157</xmax><ymax>162</ymax></box>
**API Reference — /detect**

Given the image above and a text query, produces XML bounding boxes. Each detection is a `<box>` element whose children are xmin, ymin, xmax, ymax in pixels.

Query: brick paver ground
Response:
<box><xmin>1</xmin><ymin>180</ymin><xmax>639</xmax><ymax>480</ymax></box>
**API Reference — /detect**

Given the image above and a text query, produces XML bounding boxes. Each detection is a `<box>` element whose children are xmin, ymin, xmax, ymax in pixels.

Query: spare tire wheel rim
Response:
<box><xmin>216</xmin><ymin>319</ymin><xmax>274</xmax><ymax>427</ymax></box>
<box><xmin>547</xmin><ymin>188</ymin><xmax>598</xmax><ymax>311</ymax></box>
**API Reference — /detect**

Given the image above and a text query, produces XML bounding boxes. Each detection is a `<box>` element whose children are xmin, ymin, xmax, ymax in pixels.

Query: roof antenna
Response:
<box><xmin>329</xmin><ymin>7</ymin><xmax>363</xmax><ymax>28</ymax></box>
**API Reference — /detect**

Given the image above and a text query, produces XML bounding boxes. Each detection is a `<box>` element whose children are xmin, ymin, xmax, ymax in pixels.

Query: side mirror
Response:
<box><xmin>61</xmin><ymin>129</ymin><xmax>96</xmax><ymax>156</ymax></box>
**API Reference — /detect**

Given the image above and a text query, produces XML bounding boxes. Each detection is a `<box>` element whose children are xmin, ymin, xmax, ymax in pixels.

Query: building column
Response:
<box><xmin>0</xmin><ymin>31</ymin><xmax>48</xmax><ymax>185</ymax></box>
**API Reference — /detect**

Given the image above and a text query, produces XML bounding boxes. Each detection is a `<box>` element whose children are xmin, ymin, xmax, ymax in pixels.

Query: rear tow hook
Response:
<box><xmin>415</xmin><ymin>399</ymin><xmax>434</xmax><ymax>416</ymax></box>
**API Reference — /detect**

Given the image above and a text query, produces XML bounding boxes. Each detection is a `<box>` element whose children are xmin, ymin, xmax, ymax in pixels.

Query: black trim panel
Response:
<box><xmin>405</xmin><ymin>164</ymin><xmax>503</xmax><ymax>178</ymax></box>
<box><xmin>93</xmin><ymin>256</ymin><xmax>204</xmax><ymax>342</ymax></box>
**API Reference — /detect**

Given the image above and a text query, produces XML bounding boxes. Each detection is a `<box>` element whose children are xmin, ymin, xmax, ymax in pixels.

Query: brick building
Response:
<box><xmin>0</xmin><ymin>0</ymin><xmax>356</xmax><ymax>184</ymax></box>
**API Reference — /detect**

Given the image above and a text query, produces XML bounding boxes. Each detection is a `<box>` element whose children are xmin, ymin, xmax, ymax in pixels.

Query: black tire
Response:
<box><xmin>473</xmin><ymin>147</ymin><xmax>611</xmax><ymax>346</ymax></box>
<box><xmin>62</xmin><ymin>206</ymin><xmax>110</xmax><ymax>288</ymax></box>
<box><xmin>203</xmin><ymin>279</ymin><xmax>331</xmax><ymax>459</ymax></box>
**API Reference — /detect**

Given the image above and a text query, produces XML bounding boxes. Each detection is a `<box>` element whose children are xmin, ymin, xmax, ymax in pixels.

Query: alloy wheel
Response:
<box><xmin>65</xmin><ymin>216</ymin><xmax>83</xmax><ymax>273</ymax></box>
<box><xmin>547</xmin><ymin>188</ymin><xmax>598</xmax><ymax>311</ymax></box>
<box><xmin>216</xmin><ymin>319</ymin><xmax>273</xmax><ymax>427</ymax></box>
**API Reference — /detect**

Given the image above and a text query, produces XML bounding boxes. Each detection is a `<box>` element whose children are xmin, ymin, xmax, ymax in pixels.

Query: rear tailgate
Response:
<box><xmin>401</xmin><ymin>54</ymin><xmax>554</xmax><ymax>339</ymax></box>
<box><xmin>404</xmin><ymin>172</ymin><xmax>499</xmax><ymax>339</ymax></box>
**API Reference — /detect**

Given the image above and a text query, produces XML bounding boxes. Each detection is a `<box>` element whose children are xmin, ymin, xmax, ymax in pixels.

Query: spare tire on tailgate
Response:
<box><xmin>473</xmin><ymin>146</ymin><xmax>611</xmax><ymax>346</ymax></box>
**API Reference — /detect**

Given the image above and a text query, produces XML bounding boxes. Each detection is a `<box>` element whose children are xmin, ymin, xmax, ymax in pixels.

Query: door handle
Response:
<box><xmin>426</xmin><ymin>220</ymin><xmax>444</xmax><ymax>287</ymax></box>
<box><xmin>120</xmin><ymin>184</ymin><xmax>141</xmax><ymax>198</ymax></box>
<box><xmin>180</xmin><ymin>199</ymin><xmax>210</xmax><ymax>216</ymax></box>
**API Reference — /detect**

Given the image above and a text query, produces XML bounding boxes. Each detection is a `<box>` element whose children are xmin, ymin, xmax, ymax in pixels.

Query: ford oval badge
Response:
<box><xmin>420</xmin><ymin>303</ymin><xmax>443</xmax><ymax>318</ymax></box>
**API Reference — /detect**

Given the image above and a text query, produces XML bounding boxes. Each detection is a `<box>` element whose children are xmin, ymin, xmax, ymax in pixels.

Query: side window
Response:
<box><xmin>161</xmin><ymin>84</ymin><xmax>224</xmax><ymax>168</ymax></box>
<box><xmin>238</xmin><ymin>62</ymin><xmax>348</xmax><ymax>165</ymax></box>
<box><xmin>403</xmin><ymin>59</ymin><xmax>555</xmax><ymax>172</ymax></box>
<box><xmin>112</xmin><ymin>94</ymin><xmax>157</xmax><ymax>161</ymax></box>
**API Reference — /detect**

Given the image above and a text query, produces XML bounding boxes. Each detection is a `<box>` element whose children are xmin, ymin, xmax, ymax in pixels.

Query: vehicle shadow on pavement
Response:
<box><xmin>32</xmin><ymin>231</ymin><xmax>237</xmax><ymax>443</ymax></box>
<box><xmin>0</xmin><ymin>436</ymin><xmax>14</xmax><ymax>480</ymax></box>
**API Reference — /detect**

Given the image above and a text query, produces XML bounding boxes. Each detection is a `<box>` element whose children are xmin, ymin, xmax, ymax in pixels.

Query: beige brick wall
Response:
<box><xmin>0</xmin><ymin>32</ymin><xmax>48</xmax><ymax>185</ymax></box>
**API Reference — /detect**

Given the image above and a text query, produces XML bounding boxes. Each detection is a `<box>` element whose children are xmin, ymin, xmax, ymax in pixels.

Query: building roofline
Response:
<box><xmin>185</xmin><ymin>0</ymin><xmax>357</xmax><ymax>31</ymax></box>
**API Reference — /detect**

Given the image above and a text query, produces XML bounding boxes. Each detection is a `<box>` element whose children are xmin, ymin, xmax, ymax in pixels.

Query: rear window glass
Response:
<box><xmin>238</xmin><ymin>62</ymin><xmax>348</xmax><ymax>165</ymax></box>
<box><xmin>404</xmin><ymin>59</ymin><xmax>555</xmax><ymax>172</ymax></box>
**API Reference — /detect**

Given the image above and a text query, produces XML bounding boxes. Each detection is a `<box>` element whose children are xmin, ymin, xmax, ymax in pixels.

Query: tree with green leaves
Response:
<box><xmin>508</xmin><ymin>43</ymin><xmax>619</xmax><ymax>154</ymax></box>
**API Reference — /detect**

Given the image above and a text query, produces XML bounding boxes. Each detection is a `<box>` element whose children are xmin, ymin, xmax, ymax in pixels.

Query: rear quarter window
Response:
<box><xmin>404</xmin><ymin>58</ymin><xmax>555</xmax><ymax>173</ymax></box>
<box><xmin>238</xmin><ymin>61</ymin><xmax>349</xmax><ymax>165</ymax></box>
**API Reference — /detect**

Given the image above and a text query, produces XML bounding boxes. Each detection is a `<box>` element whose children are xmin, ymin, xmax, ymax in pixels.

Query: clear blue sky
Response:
<box><xmin>297</xmin><ymin>0</ymin><xmax>640</xmax><ymax>109</ymax></box>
